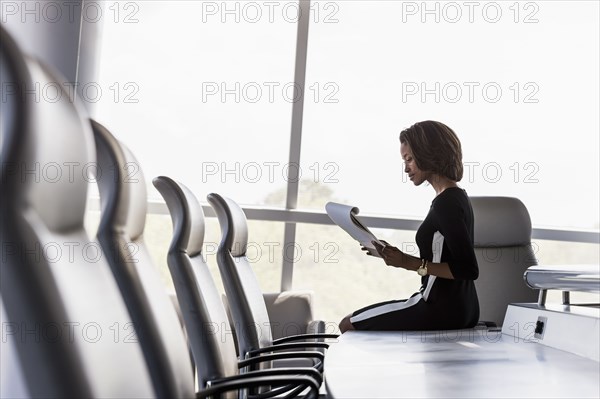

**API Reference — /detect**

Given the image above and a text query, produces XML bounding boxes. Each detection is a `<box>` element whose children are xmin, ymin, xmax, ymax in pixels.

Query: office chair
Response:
<box><xmin>471</xmin><ymin>196</ymin><xmax>539</xmax><ymax>326</ymax></box>
<box><xmin>0</xmin><ymin>25</ymin><xmax>31</xmax><ymax>398</ymax></box>
<box><xmin>207</xmin><ymin>193</ymin><xmax>338</xmax><ymax>368</ymax></box>
<box><xmin>91</xmin><ymin>120</ymin><xmax>195</xmax><ymax>397</ymax></box>
<box><xmin>0</xmin><ymin>26</ymin><xmax>154</xmax><ymax>397</ymax></box>
<box><xmin>92</xmin><ymin>124</ymin><xmax>316</xmax><ymax>398</ymax></box>
<box><xmin>153</xmin><ymin>176</ymin><xmax>323</xmax><ymax>398</ymax></box>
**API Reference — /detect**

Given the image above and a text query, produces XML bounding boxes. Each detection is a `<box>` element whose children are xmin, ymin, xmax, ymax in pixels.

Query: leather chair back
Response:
<box><xmin>471</xmin><ymin>196</ymin><xmax>539</xmax><ymax>325</ymax></box>
<box><xmin>0</xmin><ymin>26</ymin><xmax>154</xmax><ymax>398</ymax></box>
<box><xmin>207</xmin><ymin>193</ymin><xmax>274</xmax><ymax>358</ymax></box>
<box><xmin>92</xmin><ymin>120</ymin><xmax>194</xmax><ymax>398</ymax></box>
<box><xmin>153</xmin><ymin>177</ymin><xmax>238</xmax><ymax>393</ymax></box>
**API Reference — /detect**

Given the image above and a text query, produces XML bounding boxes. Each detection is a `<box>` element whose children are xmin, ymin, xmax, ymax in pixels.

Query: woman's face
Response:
<box><xmin>400</xmin><ymin>141</ymin><xmax>429</xmax><ymax>186</ymax></box>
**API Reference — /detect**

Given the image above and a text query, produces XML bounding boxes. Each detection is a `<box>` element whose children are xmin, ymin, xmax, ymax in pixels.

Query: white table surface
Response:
<box><xmin>324</xmin><ymin>329</ymin><xmax>600</xmax><ymax>398</ymax></box>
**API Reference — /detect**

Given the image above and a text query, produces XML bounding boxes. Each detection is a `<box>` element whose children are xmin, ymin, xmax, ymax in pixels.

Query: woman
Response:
<box><xmin>339</xmin><ymin>120</ymin><xmax>479</xmax><ymax>332</ymax></box>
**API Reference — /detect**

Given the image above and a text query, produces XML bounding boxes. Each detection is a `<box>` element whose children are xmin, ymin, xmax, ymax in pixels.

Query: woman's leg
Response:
<box><xmin>343</xmin><ymin>295</ymin><xmax>430</xmax><ymax>331</ymax></box>
<box><xmin>339</xmin><ymin>314</ymin><xmax>356</xmax><ymax>333</ymax></box>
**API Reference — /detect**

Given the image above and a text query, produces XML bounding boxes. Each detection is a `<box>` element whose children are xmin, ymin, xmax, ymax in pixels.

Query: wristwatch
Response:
<box><xmin>417</xmin><ymin>259</ymin><xmax>428</xmax><ymax>276</ymax></box>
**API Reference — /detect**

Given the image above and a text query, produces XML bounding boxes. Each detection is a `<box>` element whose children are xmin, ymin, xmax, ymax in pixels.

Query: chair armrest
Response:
<box><xmin>237</xmin><ymin>367</ymin><xmax>322</xmax><ymax>386</ymax></box>
<box><xmin>307</xmin><ymin>319</ymin><xmax>325</xmax><ymax>334</ymax></box>
<box><xmin>272</xmin><ymin>333</ymin><xmax>339</xmax><ymax>345</ymax></box>
<box><xmin>246</xmin><ymin>341</ymin><xmax>330</xmax><ymax>357</ymax></box>
<box><xmin>197</xmin><ymin>373</ymin><xmax>319</xmax><ymax>399</ymax></box>
<box><xmin>238</xmin><ymin>350</ymin><xmax>324</xmax><ymax>369</ymax></box>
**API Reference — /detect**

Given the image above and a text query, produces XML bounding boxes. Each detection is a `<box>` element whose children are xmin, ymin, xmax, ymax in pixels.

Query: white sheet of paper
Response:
<box><xmin>325</xmin><ymin>202</ymin><xmax>385</xmax><ymax>257</ymax></box>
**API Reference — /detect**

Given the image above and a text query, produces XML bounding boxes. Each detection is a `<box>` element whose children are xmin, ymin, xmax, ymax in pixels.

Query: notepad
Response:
<box><xmin>325</xmin><ymin>202</ymin><xmax>386</xmax><ymax>257</ymax></box>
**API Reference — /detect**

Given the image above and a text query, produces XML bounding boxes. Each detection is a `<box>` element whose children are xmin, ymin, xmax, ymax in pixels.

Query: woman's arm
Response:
<box><xmin>368</xmin><ymin>193</ymin><xmax>478</xmax><ymax>280</ymax></box>
<box><xmin>371</xmin><ymin>241</ymin><xmax>455</xmax><ymax>279</ymax></box>
<box><xmin>432</xmin><ymin>196</ymin><xmax>479</xmax><ymax>280</ymax></box>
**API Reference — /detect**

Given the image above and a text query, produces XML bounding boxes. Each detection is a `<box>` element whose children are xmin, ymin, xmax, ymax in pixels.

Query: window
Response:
<box><xmin>95</xmin><ymin>1</ymin><xmax>298</xmax><ymax>207</ymax></box>
<box><xmin>92</xmin><ymin>1</ymin><xmax>599</xmax><ymax>308</ymax></box>
<box><xmin>300</xmin><ymin>1</ymin><xmax>599</xmax><ymax>232</ymax></box>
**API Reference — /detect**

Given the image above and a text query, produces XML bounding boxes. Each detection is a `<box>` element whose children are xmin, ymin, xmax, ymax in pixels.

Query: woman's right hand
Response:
<box><xmin>371</xmin><ymin>240</ymin><xmax>419</xmax><ymax>271</ymax></box>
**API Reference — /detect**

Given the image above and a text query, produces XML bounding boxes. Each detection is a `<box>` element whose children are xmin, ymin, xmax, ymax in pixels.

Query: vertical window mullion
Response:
<box><xmin>281</xmin><ymin>0</ymin><xmax>311</xmax><ymax>292</ymax></box>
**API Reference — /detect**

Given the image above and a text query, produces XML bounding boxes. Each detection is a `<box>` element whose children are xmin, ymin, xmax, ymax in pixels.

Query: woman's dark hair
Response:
<box><xmin>399</xmin><ymin>120</ymin><xmax>463</xmax><ymax>182</ymax></box>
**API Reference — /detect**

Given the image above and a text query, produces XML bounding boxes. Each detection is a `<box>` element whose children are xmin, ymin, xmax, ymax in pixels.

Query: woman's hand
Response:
<box><xmin>368</xmin><ymin>240</ymin><xmax>419</xmax><ymax>271</ymax></box>
<box><xmin>360</xmin><ymin>240</ymin><xmax>391</xmax><ymax>258</ymax></box>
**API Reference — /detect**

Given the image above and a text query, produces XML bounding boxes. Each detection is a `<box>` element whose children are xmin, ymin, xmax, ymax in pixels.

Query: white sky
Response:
<box><xmin>95</xmin><ymin>0</ymin><xmax>600</xmax><ymax>230</ymax></box>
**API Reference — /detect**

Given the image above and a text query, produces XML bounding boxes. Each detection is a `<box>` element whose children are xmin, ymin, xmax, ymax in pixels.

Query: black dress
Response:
<box><xmin>350</xmin><ymin>187</ymin><xmax>480</xmax><ymax>330</ymax></box>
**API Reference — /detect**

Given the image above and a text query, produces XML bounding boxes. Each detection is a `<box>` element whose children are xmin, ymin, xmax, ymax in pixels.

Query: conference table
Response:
<box><xmin>324</xmin><ymin>328</ymin><xmax>600</xmax><ymax>398</ymax></box>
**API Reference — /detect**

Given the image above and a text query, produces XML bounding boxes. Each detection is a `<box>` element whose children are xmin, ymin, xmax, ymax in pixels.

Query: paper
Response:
<box><xmin>325</xmin><ymin>202</ymin><xmax>385</xmax><ymax>257</ymax></box>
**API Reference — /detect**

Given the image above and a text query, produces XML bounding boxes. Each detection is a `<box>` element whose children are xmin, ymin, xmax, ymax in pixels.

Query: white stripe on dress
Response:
<box><xmin>422</xmin><ymin>231</ymin><xmax>444</xmax><ymax>301</ymax></box>
<box><xmin>350</xmin><ymin>231</ymin><xmax>445</xmax><ymax>324</ymax></box>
